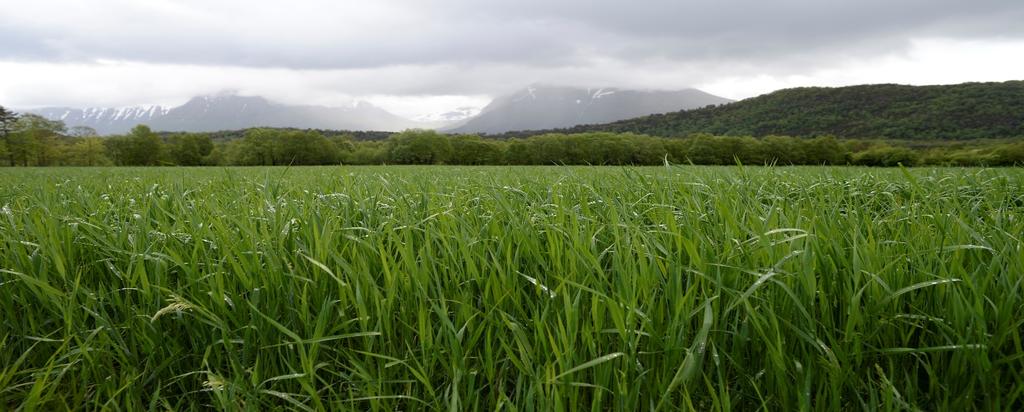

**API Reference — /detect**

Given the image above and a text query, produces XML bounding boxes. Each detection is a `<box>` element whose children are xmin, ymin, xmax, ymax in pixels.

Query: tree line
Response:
<box><xmin>1</xmin><ymin>105</ymin><xmax>1022</xmax><ymax>167</ymax></box>
<box><xmin>367</xmin><ymin>131</ymin><xmax>1024</xmax><ymax>167</ymax></box>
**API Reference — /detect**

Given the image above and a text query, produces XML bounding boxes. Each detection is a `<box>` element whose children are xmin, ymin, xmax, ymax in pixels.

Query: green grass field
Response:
<box><xmin>1</xmin><ymin>166</ymin><xmax>1022</xmax><ymax>411</ymax></box>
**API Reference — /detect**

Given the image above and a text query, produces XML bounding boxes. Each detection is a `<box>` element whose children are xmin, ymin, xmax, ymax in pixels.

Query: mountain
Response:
<box><xmin>559</xmin><ymin>81</ymin><xmax>1024</xmax><ymax>140</ymax></box>
<box><xmin>26</xmin><ymin>94</ymin><xmax>430</xmax><ymax>134</ymax></box>
<box><xmin>445</xmin><ymin>85</ymin><xmax>732</xmax><ymax>134</ymax></box>
<box><xmin>28</xmin><ymin>106</ymin><xmax>170</xmax><ymax>135</ymax></box>
<box><xmin>414</xmin><ymin>106</ymin><xmax>481</xmax><ymax>123</ymax></box>
<box><xmin>148</xmin><ymin>95</ymin><xmax>426</xmax><ymax>133</ymax></box>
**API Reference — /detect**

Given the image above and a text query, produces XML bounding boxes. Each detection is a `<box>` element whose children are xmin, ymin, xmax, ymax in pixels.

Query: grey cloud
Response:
<box><xmin>463</xmin><ymin>0</ymin><xmax>1024</xmax><ymax>61</ymax></box>
<box><xmin>0</xmin><ymin>5</ymin><xmax>586</xmax><ymax>69</ymax></box>
<box><xmin>1</xmin><ymin>0</ymin><xmax>1022</xmax><ymax>71</ymax></box>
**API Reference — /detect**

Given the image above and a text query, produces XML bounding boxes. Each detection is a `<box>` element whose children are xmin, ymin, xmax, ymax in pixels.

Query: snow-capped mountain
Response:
<box><xmin>147</xmin><ymin>94</ymin><xmax>428</xmax><ymax>133</ymax></box>
<box><xmin>24</xmin><ymin>87</ymin><xmax>731</xmax><ymax>135</ymax></box>
<box><xmin>414</xmin><ymin>106</ymin><xmax>482</xmax><ymax>123</ymax></box>
<box><xmin>28</xmin><ymin>106</ymin><xmax>170</xmax><ymax>135</ymax></box>
<box><xmin>26</xmin><ymin>94</ymin><xmax>435</xmax><ymax>134</ymax></box>
<box><xmin>446</xmin><ymin>85</ymin><xmax>733</xmax><ymax>134</ymax></box>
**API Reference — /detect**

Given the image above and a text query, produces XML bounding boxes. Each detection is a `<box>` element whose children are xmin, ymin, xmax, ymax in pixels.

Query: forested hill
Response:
<box><xmin>528</xmin><ymin>81</ymin><xmax>1024</xmax><ymax>140</ymax></box>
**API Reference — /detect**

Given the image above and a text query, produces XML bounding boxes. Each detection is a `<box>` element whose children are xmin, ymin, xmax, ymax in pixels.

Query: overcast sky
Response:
<box><xmin>1</xmin><ymin>0</ymin><xmax>1022</xmax><ymax>118</ymax></box>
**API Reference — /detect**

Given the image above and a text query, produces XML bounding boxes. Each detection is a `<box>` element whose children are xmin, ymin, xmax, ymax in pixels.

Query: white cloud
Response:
<box><xmin>361</xmin><ymin>95</ymin><xmax>491</xmax><ymax>120</ymax></box>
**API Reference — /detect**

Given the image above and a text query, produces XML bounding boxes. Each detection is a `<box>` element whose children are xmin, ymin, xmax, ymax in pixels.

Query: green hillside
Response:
<box><xmin>557</xmin><ymin>81</ymin><xmax>1024</xmax><ymax>139</ymax></box>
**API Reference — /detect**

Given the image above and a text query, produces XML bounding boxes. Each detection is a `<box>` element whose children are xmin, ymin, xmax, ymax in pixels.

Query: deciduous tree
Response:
<box><xmin>8</xmin><ymin>114</ymin><xmax>65</xmax><ymax>166</ymax></box>
<box><xmin>0</xmin><ymin>105</ymin><xmax>20</xmax><ymax>166</ymax></box>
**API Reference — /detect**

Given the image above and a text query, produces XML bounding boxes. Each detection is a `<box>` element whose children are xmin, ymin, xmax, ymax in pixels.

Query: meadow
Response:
<box><xmin>1</xmin><ymin>165</ymin><xmax>1022</xmax><ymax>411</ymax></box>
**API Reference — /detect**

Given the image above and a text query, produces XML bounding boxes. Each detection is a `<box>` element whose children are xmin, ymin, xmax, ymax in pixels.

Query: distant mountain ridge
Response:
<box><xmin>31</xmin><ymin>82</ymin><xmax>1015</xmax><ymax>140</ymax></box>
<box><xmin>26</xmin><ymin>94</ymin><xmax>431</xmax><ymax>134</ymax></box>
<box><xmin>555</xmin><ymin>81</ymin><xmax>1024</xmax><ymax>140</ymax></box>
<box><xmin>29</xmin><ymin>106</ymin><xmax>170</xmax><ymax>135</ymax></box>
<box><xmin>446</xmin><ymin>85</ymin><xmax>732</xmax><ymax>134</ymax></box>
